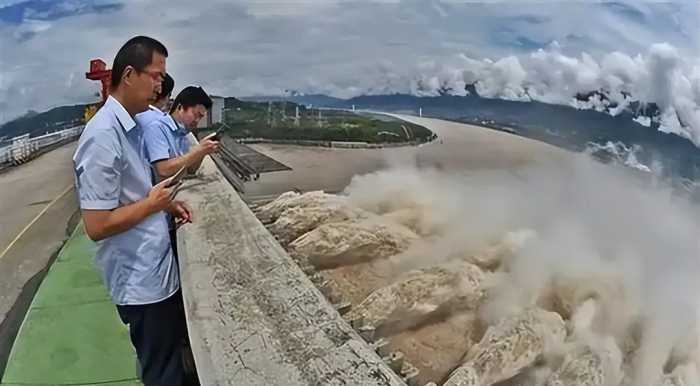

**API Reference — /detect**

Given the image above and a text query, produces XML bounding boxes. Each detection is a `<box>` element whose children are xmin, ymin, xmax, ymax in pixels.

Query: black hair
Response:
<box><xmin>169</xmin><ymin>86</ymin><xmax>213</xmax><ymax>114</ymax></box>
<box><xmin>157</xmin><ymin>73</ymin><xmax>175</xmax><ymax>100</ymax></box>
<box><xmin>111</xmin><ymin>36</ymin><xmax>168</xmax><ymax>89</ymax></box>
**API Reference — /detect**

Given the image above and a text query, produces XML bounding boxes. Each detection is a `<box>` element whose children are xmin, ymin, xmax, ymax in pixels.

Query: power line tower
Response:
<box><xmin>267</xmin><ymin>101</ymin><xmax>272</xmax><ymax>127</ymax></box>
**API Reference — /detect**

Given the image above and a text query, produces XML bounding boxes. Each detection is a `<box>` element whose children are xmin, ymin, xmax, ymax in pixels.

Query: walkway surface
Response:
<box><xmin>0</xmin><ymin>225</ymin><xmax>140</xmax><ymax>386</ymax></box>
<box><xmin>0</xmin><ymin>142</ymin><xmax>77</xmax><ymax>252</ymax></box>
<box><xmin>0</xmin><ymin>143</ymin><xmax>80</xmax><ymax>371</ymax></box>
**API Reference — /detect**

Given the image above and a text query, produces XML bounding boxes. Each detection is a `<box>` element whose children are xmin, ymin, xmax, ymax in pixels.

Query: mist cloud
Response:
<box><xmin>342</xmin><ymin>154</ymin><xmax>700</xmax><ymax>384</ymax></box>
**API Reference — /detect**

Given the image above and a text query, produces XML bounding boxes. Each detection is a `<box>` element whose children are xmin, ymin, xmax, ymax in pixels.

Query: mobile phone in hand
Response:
<box><xmin>165</xmin><ymin>166</ymin><xmax>187</xmax><ymax>188</ymax></box>
<box><xmin>204</xmin><ymin>126</ymin><xmax>225</xmax><ymax>141</ymax></box>
<box><xmin>168</xmin><ymin>180</ymin><xmax>184</xmax><ymax>200</ymax></box>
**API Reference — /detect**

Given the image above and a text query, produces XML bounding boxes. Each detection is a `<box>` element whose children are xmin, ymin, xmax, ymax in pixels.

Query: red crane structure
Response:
<box><xmin>85</xmin><ymin>59</ymin><xmax>112</xmax><ymax>104</ymax></box>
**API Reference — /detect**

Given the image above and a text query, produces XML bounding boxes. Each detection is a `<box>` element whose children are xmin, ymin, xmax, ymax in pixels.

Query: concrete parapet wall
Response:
<box><xmin>176</xmin><ymin>154</ymin><xmax>406</xmax><ymax>385</ymax></box>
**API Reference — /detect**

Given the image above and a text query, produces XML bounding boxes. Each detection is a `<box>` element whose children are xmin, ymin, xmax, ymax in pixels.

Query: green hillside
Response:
<box><xmin>218</xmin><ymin>98</ymin><xmax>433</xmax><ymax>143</ymax></box>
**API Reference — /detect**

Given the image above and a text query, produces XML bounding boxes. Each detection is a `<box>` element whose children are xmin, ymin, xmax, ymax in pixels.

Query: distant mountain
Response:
<box><xmin>0</xmin><ymin>104</ymin><xmax>87</xmax><ymax>141</ymax></box>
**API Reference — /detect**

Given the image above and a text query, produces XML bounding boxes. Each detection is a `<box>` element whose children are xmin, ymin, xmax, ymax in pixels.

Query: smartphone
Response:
<box><xmin>165</xmin><ymin>165</ymin><xmax>188</xmax><ymax>188</ymax></box>
<box><xmin>205</xmin><ymin>126</ymin><xmax>226</xmax><ymax>141</ymax></box>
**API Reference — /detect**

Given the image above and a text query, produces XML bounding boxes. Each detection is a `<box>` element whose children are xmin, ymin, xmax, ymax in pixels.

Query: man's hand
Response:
<box><xmin>146</xmin><ymin>178</ymin><xmax>175</xmax><ymax>214</ymax></box>
<box><xmin>167</xmin><ymin>200</ymin><xmax>193</xmax><ymax>227</ymax></box>
<box><xmin>82</xmin><ymin>179</ymin><xmax>175</xmax><ymax>242</ymax></box>
<box><xmin>194</xmin><ymin>138</ymin><xmax>220</xmax><ymax>157</ymax></box>
<box><xmin>153</xmin><ymin>138</ymin><xmax>220</xmax><ymax>179</ymax></box>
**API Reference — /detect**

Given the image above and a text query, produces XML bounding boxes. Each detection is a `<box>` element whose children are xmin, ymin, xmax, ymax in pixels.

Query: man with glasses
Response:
<box><xmin>73</xmin><ymin>36</ymin><xmax>192</xmax><ymax>386</ymax></box>
<box><xmin>135</xmin><ymin>72</ymin><xmax>175</xmax><ymax>130</ymax></box>
<box><xmin>141</xmin><ymin>85</ymin><xmax>219</xmax><ymax>181</ymax></box>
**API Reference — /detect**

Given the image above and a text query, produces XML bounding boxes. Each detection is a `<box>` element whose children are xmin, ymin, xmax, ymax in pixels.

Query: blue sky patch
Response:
<box><xmin>0</xmin><ymin>0</ymin><xmax>121</xmax><ymax>25</ymax></box>
<box><xmin>601</xmin><ymin>1</ymin><xmax>647</xmax><ymax>23</ymax></box>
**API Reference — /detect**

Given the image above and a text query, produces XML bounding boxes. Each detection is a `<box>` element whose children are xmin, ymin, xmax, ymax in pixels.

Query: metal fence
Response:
<box><xmin>0</xmin><ymin>125</ymin><xmax>83</xmax><ymax>166</ymax></box>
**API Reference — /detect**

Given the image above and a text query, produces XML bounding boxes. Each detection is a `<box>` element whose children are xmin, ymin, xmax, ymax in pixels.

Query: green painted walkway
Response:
<box><xmin>1</xmin><ymin>225</ymin><xmax>141</xmax><ymax>386</ymax></box>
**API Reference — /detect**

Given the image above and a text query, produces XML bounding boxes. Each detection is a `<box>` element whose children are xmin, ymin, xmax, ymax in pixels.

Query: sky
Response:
<box><xmin>1</xmin><ymin>0</ymin><xmax>700</xmax><ymax>143</ymax></box>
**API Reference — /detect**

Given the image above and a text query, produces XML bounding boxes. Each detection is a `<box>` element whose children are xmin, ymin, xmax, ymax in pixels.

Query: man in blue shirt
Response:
<box><xmin>142</xmin><ymin>86</ymin><xmax>219</xmax><ymax>180</ymax></box>
<box><xmin>141</xmin><ymin>86</ymin><xmax>218</xmax><ymax>269</ymax></box>
<box><xmin>73</xmin><ymin>36</ymin><xmax>192</xmax><ymax>386</ymax></box>
<box><xmin>135</xmin><ymin>72</ymin><xmax>175</xmax><ymax>131</ymax></box>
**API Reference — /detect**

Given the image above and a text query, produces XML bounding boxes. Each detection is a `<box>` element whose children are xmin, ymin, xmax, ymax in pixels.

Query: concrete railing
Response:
<box><xmin>176</xmin><ymin>153</ymin><xmax>405</xmax><ymax>385</ymax></box>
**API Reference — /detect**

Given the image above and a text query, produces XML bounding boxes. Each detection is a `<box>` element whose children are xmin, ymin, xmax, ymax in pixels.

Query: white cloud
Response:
<box><xmin>423</xmin><ymin>43</ymin><xmax>700</xmax><ymax>146</ymax></box>
<box><xmin>634</xmin><ymin>116</ymin><xmax>652</xmax><ymax>127</ymax></box>
<box><xmin>476</xmin><ymin>56</ymin><xmax>530</xmax><ymax>101</ymax></box>
<box><xmin>1</xmin><ymin>0</ymin><xmax>699</xmax><ymax>145</ymax></box>
<box><xmin>11</xmin><ymin>18</ymin><xmax>51</xmax><ymax>40</ymax></box>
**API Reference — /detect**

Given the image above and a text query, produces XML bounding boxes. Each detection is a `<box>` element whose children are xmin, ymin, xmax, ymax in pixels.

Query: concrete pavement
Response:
<box><xmin>0</xmin><ymin>142</ymin><xmax>78</xmax><ymax>251</ymax></box>
<box><xmin>0</xmin><ymin>142</ymin><xmax>79</xmax><ymax>376</ymax></box>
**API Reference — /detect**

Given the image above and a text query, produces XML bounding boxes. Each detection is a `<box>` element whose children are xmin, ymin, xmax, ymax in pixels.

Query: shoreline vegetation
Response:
<box><xmin>212</xmin><ymin>98</ymin><xmax>435</xmax><ymax>146</ymax></box>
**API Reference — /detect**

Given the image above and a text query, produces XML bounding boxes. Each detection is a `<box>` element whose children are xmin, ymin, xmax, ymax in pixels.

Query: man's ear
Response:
<box><xmin>122</xmin><ymin>66</ymin><xmax>135</xmax><ymax>87</ymax></box>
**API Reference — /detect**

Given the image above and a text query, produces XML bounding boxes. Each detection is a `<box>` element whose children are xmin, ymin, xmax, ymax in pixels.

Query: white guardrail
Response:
<box><xmin>0</xmin><ymin>125</ymin><xmax>83</xmax><ymax>166</ymax></box>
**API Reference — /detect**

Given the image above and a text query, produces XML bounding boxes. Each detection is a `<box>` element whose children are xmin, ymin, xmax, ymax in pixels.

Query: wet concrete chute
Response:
<box><xmin>210</xmin><ymin>135</ymin><xmax>291</xmax><ymax>193</ymax></box>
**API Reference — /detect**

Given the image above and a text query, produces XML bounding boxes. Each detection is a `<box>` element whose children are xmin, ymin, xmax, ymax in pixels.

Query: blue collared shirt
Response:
<box><xmin>134</xmin><ymin>105</ymin><xmax>166</xmax><ymax>131</ymax></box>
<box><xmin>142</xmin><ymin>113</ymin><xmax>191</xmax><ymax>164</ymax></box>
<box><xmin>73</xmin><ymin>96</ymin><xmax>179</xmax><ymax>305</ymax></box>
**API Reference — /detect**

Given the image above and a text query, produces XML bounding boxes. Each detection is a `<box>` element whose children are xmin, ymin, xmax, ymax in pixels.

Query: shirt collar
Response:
<box><xmin>148</xmin><ymin>104</ymin><xmax>166</xmax><ymax>115</ymax></box>
<box><xmin>105</xmin><ymin>95</ymin><xmax>136</xmax><ymax>132</ymax></box>
<box><xmin>169</xmin><ymin>115</ymin><xmax>187</xmax><ymax>133</ymax></box>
